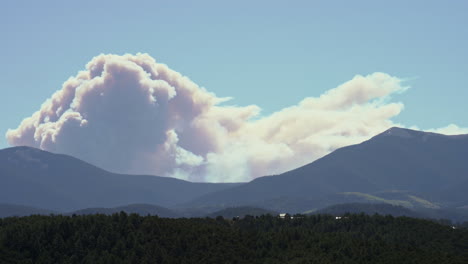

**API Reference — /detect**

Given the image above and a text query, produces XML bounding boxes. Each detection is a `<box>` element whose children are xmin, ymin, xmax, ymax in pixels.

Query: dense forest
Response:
<box><xmin>0</xmin><ymin>213</ymin><xmax>467</xmax><ymax>263</ymax></box>
<box><xmin>206</xmin><ymin>206</ymin><xmax>278</xmax><ymax>218</ymax></box>
<box><xmin>312</xmin><ymin>203</ymin><xmax>422</xmax><ymax>218</ymax></box>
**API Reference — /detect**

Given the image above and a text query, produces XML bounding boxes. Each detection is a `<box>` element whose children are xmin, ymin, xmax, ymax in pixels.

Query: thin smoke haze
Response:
<box><xmin>6</xmin><ymin>53</ymin><xmax>468</xmax><ymax>182</ymax></box>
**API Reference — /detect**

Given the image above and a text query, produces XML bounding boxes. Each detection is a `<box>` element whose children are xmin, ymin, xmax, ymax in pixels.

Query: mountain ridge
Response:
<box><xmin>184</xmin><ymin>127</ymin><xmax>468</xmax><ymax>212</ymax></box>
<box><xmin>2</xmin><ymin>127</ymin><xmax>468</xmax><ymax>219</ymax></box>
<box><xmin>0</xmin><ymin>146</ymin><xmax>242</xmax><ymax>211</ymax></box>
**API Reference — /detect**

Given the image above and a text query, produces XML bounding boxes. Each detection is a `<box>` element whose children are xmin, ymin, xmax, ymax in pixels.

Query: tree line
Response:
<box><xmin>0</xmin><ymin>213</ymin><xmax>467</xmax><ymax>263</ymax></box>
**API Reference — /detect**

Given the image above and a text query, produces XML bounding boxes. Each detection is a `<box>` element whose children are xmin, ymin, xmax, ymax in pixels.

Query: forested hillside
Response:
<box><xmin>206</xmin><ymin>206</ymin><xmax>278</xmax><ymax>218</ymax></box>
<box><xmin>0</xmin><ymin>213</ymin><xmax>466</xmax><ymax>263</ymax></box>
<box><xmin>67</xmin><ymin>204</ymin><xmax>181</xmax><ymax>218</ymax></box>
<box><xmin>312</xmin><ymin>203</ymin><xmax>422</xmax><ymax>218</ymax></box>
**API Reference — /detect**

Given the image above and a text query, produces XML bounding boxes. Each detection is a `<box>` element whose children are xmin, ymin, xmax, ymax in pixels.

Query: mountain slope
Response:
<box><xmin>186</xmin><ymin>127</ymin><xmax>468</xmax><ymax>212</ymax></box>
<box><xmin>0</xmin><ymin>146</ymin><xmax>242</xmax><ymax>211</ymax></box>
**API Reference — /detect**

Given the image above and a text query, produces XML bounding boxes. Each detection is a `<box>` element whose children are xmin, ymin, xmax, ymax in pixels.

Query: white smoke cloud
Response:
<box><xmin>6</xmin><ymin>53</ymin><xmax>467</xmax><ymax>182</ymax></box>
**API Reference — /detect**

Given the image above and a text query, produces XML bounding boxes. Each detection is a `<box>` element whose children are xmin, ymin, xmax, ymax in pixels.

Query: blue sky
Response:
<box><xmin>1</xmin><ymin>0</ymin><xmax>468</xmax><ymax>150</ymax></box>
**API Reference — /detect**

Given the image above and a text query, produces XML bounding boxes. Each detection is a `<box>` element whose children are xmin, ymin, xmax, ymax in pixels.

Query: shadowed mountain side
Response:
<box><xmin>436</xmin><ymin>179</ymin><xmax>468</xmax><ymax>208</ymax></box>
<box><xmin>0</xmin><ymin>147</ymin><xmax>242</xmax><ymax>211</ymax></box>
<box><xmin>185</xmin><ymin>127</ymin><xmax>468</xmax><ymax>211</ymax></box>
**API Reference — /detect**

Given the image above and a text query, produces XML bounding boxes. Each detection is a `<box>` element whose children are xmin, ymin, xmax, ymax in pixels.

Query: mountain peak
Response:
<box><xmin>374</xmin><ymin>127</ymin><xmax>468</xmax><ymax>142</ymax></box>
<box><xmin>1</xmin><ymin>146</ymin><xmax>47</xmax><ymax>158</ymax></box>
<box><xmin>380</xmin><ymin>127</ymin><xmax>414</xmax><ymax>138</ymax></box>
<box><xmin>1</xmin><ymin>146</ymin><xmax>51</xmax><ymax>170</ymax></box>
<box><xmin>373</xmin><ymin>127</ymin><xmax>441</xmax><ymax>141</ymax></box>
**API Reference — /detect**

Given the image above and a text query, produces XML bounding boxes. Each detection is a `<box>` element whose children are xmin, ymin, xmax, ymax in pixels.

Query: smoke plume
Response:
<box><xmin>6</xmin><ymin>53</ymin><xmax>466</xmax><ymax>182</ymax></box>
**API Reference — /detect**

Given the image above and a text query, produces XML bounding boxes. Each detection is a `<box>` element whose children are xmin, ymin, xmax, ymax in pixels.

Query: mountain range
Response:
<box><xmin>185</xmin><ymin>127</ymin><xmax>468</xmax><ymax>213</ymax></box>
<box><xmin>1</xmin><ymin>127</ymin><xmax>468</xmax><ymax>220</ymax></box>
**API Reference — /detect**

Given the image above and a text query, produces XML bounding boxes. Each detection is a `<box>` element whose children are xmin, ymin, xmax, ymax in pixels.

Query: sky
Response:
<box><xmin>1</xmin><ymin>0</ymin><xmax>468</xmax><ymax>182</ymax></box>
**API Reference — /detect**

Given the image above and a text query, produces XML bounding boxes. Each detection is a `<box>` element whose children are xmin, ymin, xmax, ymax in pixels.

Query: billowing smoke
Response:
<box><xmin>6</xmin><ymin>54</ymin><xmax>466</xmax><ymax>182</ymax></box>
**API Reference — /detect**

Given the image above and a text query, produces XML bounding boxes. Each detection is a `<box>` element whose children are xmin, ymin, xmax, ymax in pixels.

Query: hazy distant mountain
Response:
<box><xmin>68</xmin><ymin>204</ymin><xmax>180</xmax><ymax>218</ymax></box>
<box><xmin>186</xmin><ymin>127</ymin><xmax>468</xmax><ymax>213</ymax></box>
<box><xmin>0</xmin><ymin>203</ymin><xmax>56</xmax><ymax>218</ymax></box>
<box><xmin>0</xmin><ymin>146</ymin><xmax>241</xmax><ymax>211</ymax></box>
